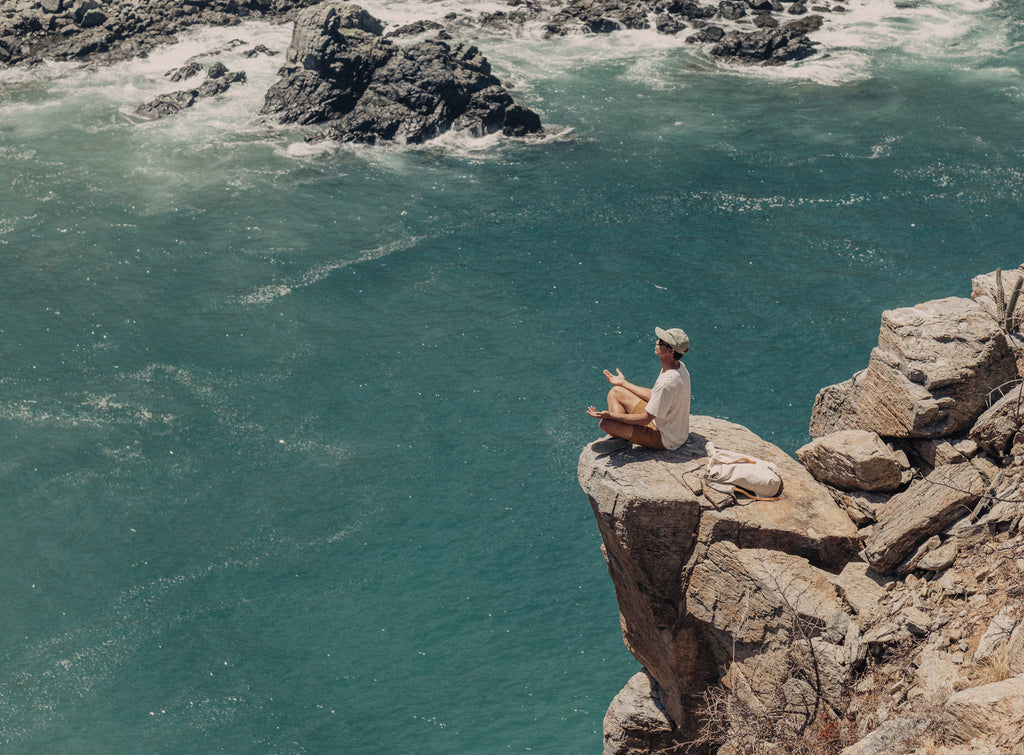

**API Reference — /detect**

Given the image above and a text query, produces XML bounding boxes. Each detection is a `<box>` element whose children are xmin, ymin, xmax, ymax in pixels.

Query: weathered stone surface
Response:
<box><xmin>580</xmin><ymin>414</ymin><xmax>858</xmax><ymax>735</ymax></box>
<box><xmin>260</xmin><ymin>2</ymin><xmax>542</xmax><ymax>144</ymax></box>
<box><xmin>809</xmin><ymin>370</ymin><xmax>864</xmax><ymax>438</ymax></box>
<box><xmin>811</xmin><ymin>298</ymin><xmax>1017</xmax><ymax>439</ymax></box>
<box><xmin>943</xmin><ymin>674</ymin><xmax>1024</xmax><ymax>744</ymax></box>
<box><xmin>974</xmin><ymin>608</ymin><xmax>1017</xmax><ymax>663</ymax></box>
<box><xmin>970</xmin><ymin>384</ymin><xmax>1024</xmax><ymax>458</ymax></box>
<box><xmin>828</xmin><ymin>486</ymin><xmax>890</xmax><ymax>524</ymax></box>
<box><xmin>972</xmin><ymin>266</ymin><xmax>1024</xmax><ymax>327</ymax></box>
<box><xmin>916</xmin><ymin>537</ymin><xmax>958</xmax><ymax>571</ymax></box>
<box><xmin>601</xmin><ymin>671</ymin><xmax>679</xmax><ymax>755</ymax></box>
<box><xmin>797</xmin><ymin>429</ymin><xmax>903</xmax><ymax>492</ymax></box>
<box><xmin>830</xmin><ymin>560</ymin><xmax>886</xmax><ymax>619</ymax></box>
<box><xmin>862</xmin><ymin>462</ymin><xmax>988</xmax><ymax>573</ymax></box>
<box><xmin>910</xmin><ymin>437</ymin><xmax>968</xmax><ymax>469</ymax></box>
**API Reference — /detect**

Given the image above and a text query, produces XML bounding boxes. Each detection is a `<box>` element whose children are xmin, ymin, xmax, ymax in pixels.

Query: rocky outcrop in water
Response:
<box><xmin>260</xmin><ymin>2</ymin><xmax>543</xmax><ymax>144</ymax></box>
<box><xmin>581</xmin><ymin>266</ymin><xmax>1024</xmax><ymax>753</ymax></box>
<box><xmin>135</xmin><ymin>60</ymin><xmax>247</xmax><ymax>119</ymax></box>
<box><xmin>0</xmin><ymin>0</ymin><xmax>840</xmax><ymax>71</ymax></box>
<box><xmin>0</xmin><ymin>0</ymin><xmax>321</xmax><ymax>67</ymax></box>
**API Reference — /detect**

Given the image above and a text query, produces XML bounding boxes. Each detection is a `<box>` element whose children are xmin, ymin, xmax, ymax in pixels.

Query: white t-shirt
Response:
<box><xmin>646</xmin><ymin>364</ymin><xmax>691</xmax><ymax>450</ymax></box>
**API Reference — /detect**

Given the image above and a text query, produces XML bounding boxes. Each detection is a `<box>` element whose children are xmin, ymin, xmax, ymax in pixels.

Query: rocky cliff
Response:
<box><xmin>580</xmin><ymin>266</ymin><xmax>1024</xmax><ymax>754</ymax></box>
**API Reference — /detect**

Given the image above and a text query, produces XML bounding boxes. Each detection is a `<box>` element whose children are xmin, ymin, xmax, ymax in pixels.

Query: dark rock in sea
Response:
<box><xmin>167</xmin><ymin>61</ymin><xmax>205</xmax><ymax>82</ymax></box>
<box><xmin>654</xmin><ymin>13</ymin><xmax>687</xmax><ymax>33</ymax></box>
<box><xmin>665</xmin><ymin>0</ymin><xmax>718</xmax><ymax>19</ymax></box>
<box><xmin>709</xmin><ymin>26</ymin><xmax>817</xmax><ymax>64</ymax></box>
<box><xmin>687</xmin><ymin>25</ymin><xmax>726</xmax><ymax>43</ymax></box>
<box><xmin>385</xmin><ymin>20</ymin><xmax>445</xmax><ymax>38</ymax></box>
<box><xmin>242</xmin><ymin>44</ymin><xmax>279</xmax><ymax>57</ymax></box>
<box><xmin>136</xmin><ymin>61</ymin><xmax>246</xmax><ymax>120</ymax></box>
<box><xmin>718</xmin><ymin>0</ymin><xmax>748</xmax><ymax>20</ymax></box>
<box><xmin>260</xmin><ymin>2</ymin><xmax>542</xmax><ymax>145</ymax></box>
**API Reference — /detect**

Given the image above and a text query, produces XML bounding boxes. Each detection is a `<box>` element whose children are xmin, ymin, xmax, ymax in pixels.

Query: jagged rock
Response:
<box><xmin>708</xmin><ymin>27</ymin><xmax>817</xmax><ymax>65</ymax></box>
<box><xmin>830</xmin><ymin>560</ymin><xmax>886</xmax><ymax>621</ymax></box>
<box><xmin>862</xmin><ymin>462</ymin><xmax>988</xmax><ymax>573</ymax></box>
<box><xmin>135</xmin><ymin>61</ymin><xmax>244</xmax><ymax>119</ymax></box>
<box><xmin>601</xmin><ymin>671</ymin><xmax>679</xmax><ymax>755</ymax></box>
<box><xmin>260</xmin><ymin>2</ymin><xmax>542</xmax><ymax>144</ymax></box>
<box><xmin>796</xmin><ymin>429</ymin><xmax>903</xmax><ymax>492</ymax></box>
<box><xmin>1007</xmin><ymin>624</ymin><xmax>1024</xmax><ymax>676</ymax></box>
<box><xmin>809</xmin><ymin>370</ymin><xmax>865</xmax><ymax>438</ymax></box>
<box><xmin>972</xmin><ymin>266</ymin><xmax>1024</xmax><ymax>329</ymax></box>
<box><xmin>971</xmin><ymin>384</ymin><xmax>1024</xmax><ymax>458</ymax></box>
<box><xmin>897</xmin><ymin>534</ymin><xmax>943</xmax><ymax>575</ymax></box>
<box><xmin>906</xmin><ymin>438</ymin><xmax>967</xmax><ymax>475</ymax></box>
<box><xmin>166</xmin><ymin>60</ymin><xmax>204</xmax><ymax>81</ymax></box>
<box><xmin>811</xmin><ymin>297</ymin><xmax>1018</xmax><ymax>439</ymax></box>
<box><xmin>943</xmin><ymin>674</ymin><xmax>1024</xmax><ymax>745</ymax></box>
<box><xmin>916</xmin><ymin>537</ymin><xmax>958</xmax><ymax>571</ymax></box>
<box><xmin>839</xmin><ymin>716</ymin><xmax>930</xmax><ymax>754</ymax></box>
<box><xmin>975</xmin><ymin>608</ymin><xmax>1017</xmax><ymax>663</ymax></box>
<box><xmin>579</xmin><ymin>415</ymin><xmax>858</xmax><ymax>737</ymax></box>
<box><xmin>827</xmin><ymin>486</ymin><xmax>890</xmax><ymax>524</ymax></box>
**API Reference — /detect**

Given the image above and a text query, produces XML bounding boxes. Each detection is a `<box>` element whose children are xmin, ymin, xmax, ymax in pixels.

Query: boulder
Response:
<box><xmin>811</xmin><ymin>297</ymin><xmax>1018</xmax><ymax>439</ymax></box>
<box><xmin>971</xmin><ymin>266</ymin><xmax>1024</xmax><ymax>329</ymax></box>
<box><xmin>601</xmin><ymin>671</ymin><xmax>679</xmax><ymax>755</ymax></box>
<box><xmin>260</xmin><ymin>2</ymin><xmax>542</xmax><ymax>144</ymax></box>
<box><xmin>579</xmin><ymin>415</ymin><xmax>858</xmax><ymax>737</ymax></box>
<box><xmin>829</xmin><ymin>560</ymin><xmax>886</xmax><ymax>620</ymax></box>
<box><xmin>796</xmin><ymin>429</ymin><xmax>903</xmax><ymax>492</ymax></box>
<box><xmin>708</xmin><ymin>27</ymin><xmax>817</xmax><ymax>65</ymax></box>
<box><xmin>943</xmin><ymin>674</ymin><xmax>1024</xmax><ymax>745</ymax></box>
<box><xmin>970</xmin><ymin>384</ymin><xmax>1024</xmax><ymax>458</ymax></box>
<box><xmin>861</xmin><ymin>462</ymin><xmax>988</xmax><ymax>573</ymax></box>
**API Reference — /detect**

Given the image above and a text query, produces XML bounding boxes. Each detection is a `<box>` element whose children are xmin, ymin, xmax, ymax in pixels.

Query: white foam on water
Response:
<box><xmin>239</xmin><ymin>235</ymin><xmax>426</xmax><ymax>305</ymax></box>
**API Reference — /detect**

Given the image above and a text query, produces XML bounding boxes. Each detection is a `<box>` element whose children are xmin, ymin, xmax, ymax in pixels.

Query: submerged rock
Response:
<box><xmin>260</xmin><ymin>2</ymin><xmax>542</xmax><ymax>145</ymax></box>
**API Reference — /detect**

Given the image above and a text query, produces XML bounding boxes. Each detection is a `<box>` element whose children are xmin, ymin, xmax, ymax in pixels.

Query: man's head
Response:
<box><xmin>655</xmin><ymin>327</ymin><xmax>689</xmax><ymax>359</ymax></box>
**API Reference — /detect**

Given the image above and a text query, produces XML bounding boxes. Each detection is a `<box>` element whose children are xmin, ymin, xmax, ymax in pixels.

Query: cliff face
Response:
<box><xmin>580</xmin><ymin>267</ymin><xmax>1024</xmax><ymax>754</ymax></box>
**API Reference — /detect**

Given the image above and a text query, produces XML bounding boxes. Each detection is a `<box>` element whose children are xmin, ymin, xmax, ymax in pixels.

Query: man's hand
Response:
<box><xmin>603</xmin><ymin>368</ymin><xmax>625</xmax><ymax>387</ymax></box>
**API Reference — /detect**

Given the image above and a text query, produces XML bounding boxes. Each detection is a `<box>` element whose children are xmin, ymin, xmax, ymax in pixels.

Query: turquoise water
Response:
<box><xmin>3</xmin><ymin>1</ymin><xmax>1024</xmax><ymax>751</ymax></box>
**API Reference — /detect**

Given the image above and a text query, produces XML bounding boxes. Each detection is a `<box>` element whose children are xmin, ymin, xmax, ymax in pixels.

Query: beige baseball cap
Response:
<box><xmin>655</xmin><ymin>327</ymin><xmax>689</xmax><ymax>354</ymax></box>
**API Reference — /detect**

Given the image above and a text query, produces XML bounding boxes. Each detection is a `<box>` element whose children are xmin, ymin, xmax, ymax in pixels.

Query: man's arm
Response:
<box><xmin>587</xmin><ymin>405</ymin><xmax>655</xmax><ymax>426</ymax></box>
<box><xmin>603</xmin><ymin>368</ymin><xmax>652</xmax><ymax>402</ymax></box>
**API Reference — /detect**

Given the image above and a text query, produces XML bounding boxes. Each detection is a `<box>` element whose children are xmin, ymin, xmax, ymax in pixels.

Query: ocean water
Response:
<box><xmin>2</xmin><ymin>0</ymin><xmax>1024</xmax><ymax>751</ymax></box>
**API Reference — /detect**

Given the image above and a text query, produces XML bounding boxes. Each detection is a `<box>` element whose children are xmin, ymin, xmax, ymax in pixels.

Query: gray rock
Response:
<box><xmin>829</xmin><ymin>560</ymin><xmax>886</xmax><ymax>620</ymax></box>
<box><xmin>943</xmin><ymin>674</ymin><xmax>1024</xmax><ymax>745</ymax></box>
<box><xmin>260</xmin><ymin>2</ymin><xmax>542</xmax><ymax>144</ymax></box>
<box><xmin>796</xmin><ymin>429</ymin><xmax>903</xmax><ymax>492</ymax></box>
<box><xmin>862</xmin><ymin>462</ymin><xmax>988</xmax><ymax>573</ymax></box>
<box><xmin>812</xmin><ymin>297</ymin><xmax>1017</xmax><ymax>439</ymax></box>
<box><xmin>974</xmin><ymin>608</ymin><xmax>1017</xmax><ymax>663</ymax></box>
<box><xmin>916</xmin><ymin>537</ymin><xmax>958</xmax><ymax>571</ymax></box>
<box><xmin>602</xmin><ymin>671</ymin><xmax>680</xmax><ymax>755</ymax></box>
<box><xmin>971</xmin><ymin>384</ymin><xmax>1024</xmax><ymax>458</ymax></box>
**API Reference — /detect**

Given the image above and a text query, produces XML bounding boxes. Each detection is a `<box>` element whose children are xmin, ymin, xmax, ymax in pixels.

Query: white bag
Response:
<box><xmin>704</xmin><ymin>442</ymin><xmax>783</xmax><ymax>500</ymax></box>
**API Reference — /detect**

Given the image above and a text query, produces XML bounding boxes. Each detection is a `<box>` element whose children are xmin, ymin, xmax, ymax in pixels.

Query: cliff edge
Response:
<box><xmin>580</xmin><ymin>267</ymin><xmax>1024</xmax><ymax>754</ymax></box>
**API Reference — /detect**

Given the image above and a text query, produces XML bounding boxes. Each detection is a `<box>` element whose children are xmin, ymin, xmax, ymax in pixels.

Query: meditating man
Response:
<box><xmin>586</xmin><ymin>327</ymin><xmax>691</xmax><ymax>451</ymax></box>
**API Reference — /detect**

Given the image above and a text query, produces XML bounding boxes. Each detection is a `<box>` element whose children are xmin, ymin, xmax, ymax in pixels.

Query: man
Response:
<box><xmin>586</xmin><ymin>327</ymin><xmax>691</xmax><ymax>451</ymax></box>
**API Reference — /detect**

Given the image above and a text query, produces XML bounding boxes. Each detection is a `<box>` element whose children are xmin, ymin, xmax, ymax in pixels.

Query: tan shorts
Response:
<box><xmin>629</xmin><ymin>400</ymin><xmax>665</xmax><ymax>450</ymax></box>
